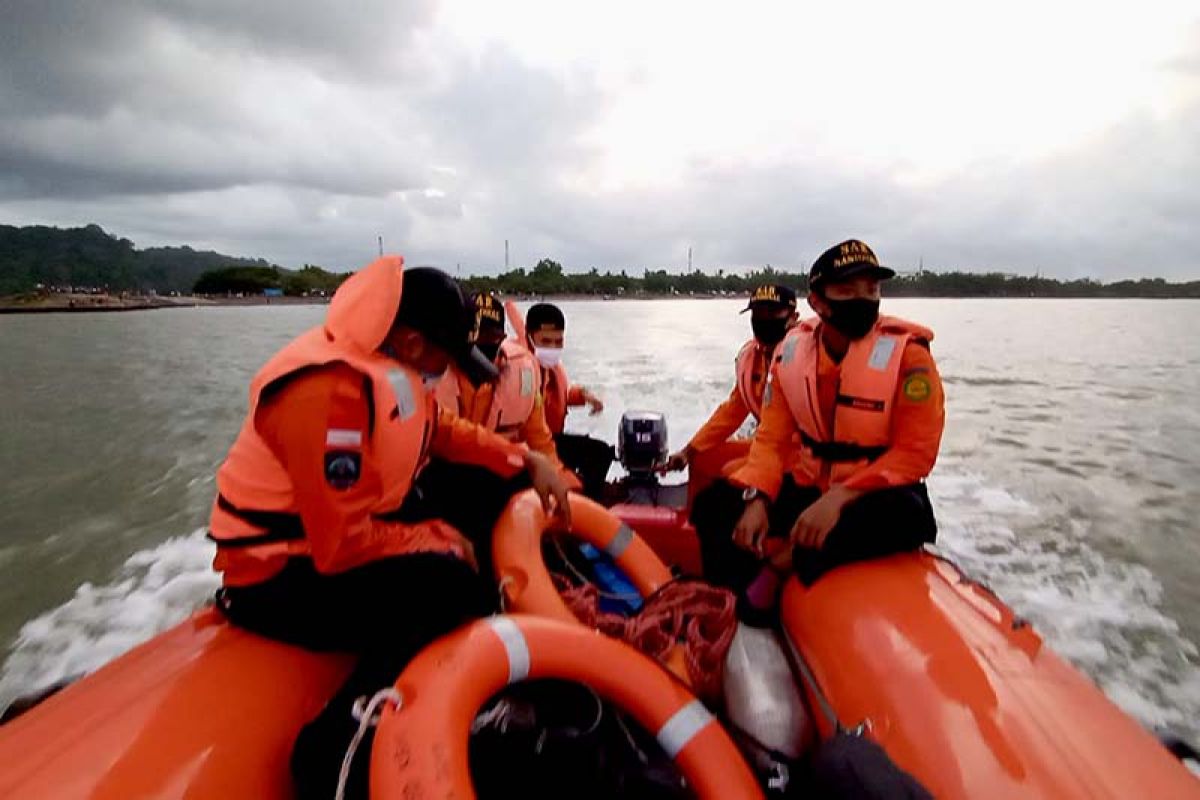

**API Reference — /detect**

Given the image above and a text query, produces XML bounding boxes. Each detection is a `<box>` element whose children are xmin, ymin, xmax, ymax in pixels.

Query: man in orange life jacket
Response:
<box><xmin>207</xmin><ymin>257</ymin><xmax>571</xmax><ymax>799</ymax></box>
<box><xmin>692</xmin><ymin>239</ymin><xmax>942</xmax><ymax>614</ymax></box>
<box><xmin>436</xmin><ymin>292</ymin><xmax>564</xmax><ymax>465</ymax></box>
<box><xmin>662</xmin><ymin>283</ymin><xmax>800</xmax><ymax>504</ymax></box>
<box><xmin>523</xmin><ymin>302</ymin><xmax>614</xmax><ymax>498</ymax></box>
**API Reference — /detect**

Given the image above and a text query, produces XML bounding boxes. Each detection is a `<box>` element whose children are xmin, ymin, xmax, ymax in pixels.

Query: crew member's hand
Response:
<box><xmin>583</xmin><ymin>389</ymin><xmax>604</xmax><ymax>415</ymax></box>
<box><xmin>661</xmin><ymin>448</ymin><xmax>690</xmax><ymax>473</ymax></box>
<box><xmin>733</xmin><ymin>497</ymin><xmax>770</xmax><ymax>555</ymax></box>
<box><xmin>789</xmin><ymin>485</ymin><xmax>860</xmax><ymax>550</ymax></box>
<box><xmin>524</xmin><ymin>451</ymin><xmax>573</xmax><ymax>530</ymax></box>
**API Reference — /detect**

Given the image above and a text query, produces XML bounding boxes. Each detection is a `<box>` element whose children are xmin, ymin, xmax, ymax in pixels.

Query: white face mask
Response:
<box><xmin>534</xmin><ymin>346</ymin><xmax>564</xmax><ymax>368</ymax></box>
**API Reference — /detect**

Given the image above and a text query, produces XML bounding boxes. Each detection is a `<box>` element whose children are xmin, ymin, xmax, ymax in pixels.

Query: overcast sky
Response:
<box><xmin>1</xmin><ymin>1</ymin><xmax>1198</xmax><ymax>278</ymax></box>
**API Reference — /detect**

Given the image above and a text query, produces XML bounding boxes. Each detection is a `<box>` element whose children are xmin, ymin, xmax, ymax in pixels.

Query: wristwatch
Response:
<box><xmin>742</xmin><ymin>486</ymin><xmax>767</xmax><ymax>505</ymax></box>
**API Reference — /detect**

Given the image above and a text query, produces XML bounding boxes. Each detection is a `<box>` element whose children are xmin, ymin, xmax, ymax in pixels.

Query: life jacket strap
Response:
<box><xmin>207</xmin><ymin>494</ymin><xmax>305</xmax><ymax>548</ymax></box>
<box><xmin>798</xmin><ymin>431</ymin><xmax>887</xmax><ymax>464</ymax></box>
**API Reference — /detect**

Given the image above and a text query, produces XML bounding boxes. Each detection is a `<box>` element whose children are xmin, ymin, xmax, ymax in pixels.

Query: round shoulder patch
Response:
<box><xmin>902</xmin><ymin>374</ymin><xmax>931</xmax><ymax>402</ymax></box>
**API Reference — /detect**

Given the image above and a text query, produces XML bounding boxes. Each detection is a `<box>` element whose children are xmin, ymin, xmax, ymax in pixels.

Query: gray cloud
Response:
<box><xmin>1</xmin><ymin>1</ymin><xmax>1198</xmax><ymax>278</ymax></box>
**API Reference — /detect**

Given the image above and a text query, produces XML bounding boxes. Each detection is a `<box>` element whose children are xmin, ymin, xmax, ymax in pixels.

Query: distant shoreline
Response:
<box><xmin>3</xmin><ymin>291</ymin><xmax>1199</xmax><ymax>315</ymax></box>
<box><xmin>0</xmin><ymin>294</ymin><xmax>331</xmax><ymax>315</ymax></box>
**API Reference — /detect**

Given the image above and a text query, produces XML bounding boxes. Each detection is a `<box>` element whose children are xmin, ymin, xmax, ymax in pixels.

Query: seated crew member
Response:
<box><xmin>522</xmin><ymin>302</ymin><xmax>613</xmax><ymax>499</ymax></box>
<box><xmin>692</xmin><ymin>240</ymin><xmax>944</xmax><ymax>614</ymax></box>
<box><xmin>663</xmin><ymin>284</ymin><xmax>800</xmax><ymax>504</ymax></box>
<box><xmin>207</xmin><ymin>257</ymin><xmax>571</xmax><ymax>799</ymax></box>
<box><xmin>436</xmin><ymin>292</ymin><xmax>563</xmax><ymax>465</ymax></box>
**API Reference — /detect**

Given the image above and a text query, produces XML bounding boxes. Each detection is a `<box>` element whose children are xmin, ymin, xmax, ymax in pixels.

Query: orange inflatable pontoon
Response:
<box><xmin>779</xmin><ymin>551</ymin><xmax>1200</xmax><ymax>799</ymax></box>
<box><xmin>0</xmin><ymin>608</ymin><xmax>352</xmax><ymax>798</ymax></box>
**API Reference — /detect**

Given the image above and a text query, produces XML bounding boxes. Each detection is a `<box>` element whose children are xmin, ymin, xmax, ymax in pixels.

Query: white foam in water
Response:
<box><xmin>0</xmin><ymin>530</ymin><xmax>218</xmax><ymax>712</ymax></box>
<box><xmin>931</xmin><ymin>468</ymin><xmax>1200</xmax><ymax>741</ymax></box>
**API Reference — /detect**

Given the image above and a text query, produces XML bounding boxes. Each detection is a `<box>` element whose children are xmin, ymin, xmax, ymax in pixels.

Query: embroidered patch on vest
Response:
<box><xmin>386</xmin><ymin>369</ymin><xmax>418</xmax><ymax>420</ymax></box>
<box><xmin>867</xmin><ymin>336</ymin><xmax>897</xmax><ymax>371</ymax></box>
<box><xmin>902</xmin><ymin>374</ymin><xmax>932</xmax><ymax>402</ymax></box>
<box><xmin>324</xmin><ymin>451</ymin><xmax>361</xmax><ymax>490</ymax></box>
<box><xmin>520</xmin><ymin>367</ymin><xmax>534</xmax><ymax>397</ymax></box>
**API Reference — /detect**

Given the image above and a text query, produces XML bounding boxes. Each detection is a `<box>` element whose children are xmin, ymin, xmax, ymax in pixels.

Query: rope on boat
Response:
<box><xmin>335</xmin><ymin>687</ymin><xmax>403</xmax><ymax>800</ymax></box>
<box><xmin>557</xmin><ymin>575</ymin><xmax>738</xmax><ymax>703</ymax></box>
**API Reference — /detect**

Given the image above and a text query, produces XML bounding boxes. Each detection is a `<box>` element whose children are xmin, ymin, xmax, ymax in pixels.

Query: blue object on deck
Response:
<box><xmin>578</xmin><ymin>543</ymin><xmax>643</xmax><ymax>615</ymax></box>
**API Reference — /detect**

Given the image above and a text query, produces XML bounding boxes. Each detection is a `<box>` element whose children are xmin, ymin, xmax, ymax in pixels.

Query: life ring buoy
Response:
<box><xmin>370</xmin><ymin>614</ymin><xmax>763</xmax><ymax>800</ymax></box>
<box><xmin>492</xmin><ymin>490</ymin><xmax>673</xmax><ymax>623</ymax></box>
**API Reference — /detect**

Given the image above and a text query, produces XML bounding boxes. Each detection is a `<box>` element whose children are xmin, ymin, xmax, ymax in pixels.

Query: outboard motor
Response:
<box><xmin>617</xmin><ymin>411</ymin><xmax>668</xmax><ymax>481</ymax></box>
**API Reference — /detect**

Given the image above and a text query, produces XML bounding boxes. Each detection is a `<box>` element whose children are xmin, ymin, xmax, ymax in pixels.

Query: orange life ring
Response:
<box><xmin>370</xmin><ymin>614</ymin><xmax>763</xmax><ymax>799</ymax></box>
<box><xmin>492</xmin><ymin>490</ymin><xmax>673</xmax><ymax>623</ymax></box>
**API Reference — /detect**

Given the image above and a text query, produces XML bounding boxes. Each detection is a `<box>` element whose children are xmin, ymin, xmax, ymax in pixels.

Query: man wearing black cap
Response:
<box><xmin>207</xmin><ymin>256</ymin><xmax>571</xmax><ymax>798</ymax></box>
<box><xmin>436</xmin><ymin>291</ymin><xmax>563</xmax><ymax>465</ymax></box>
<box><xmin>663</xmin><ymin>283</ymin><xmax>800</xmax><ymax>504</ymax></box>
<box><xmin>692</xmin><ymin>240</ymin><xmax>943</xmax><ymax>617</ymax></box>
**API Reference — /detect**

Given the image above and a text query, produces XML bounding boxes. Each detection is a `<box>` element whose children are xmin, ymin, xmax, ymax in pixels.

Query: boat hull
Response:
<box><xmin>780</xmin><ymin>551</ymin><xmax>1199</xmax><ymax>798</ymax></box>
<box><xmin>0</xmin><ymin>609</ymin><xmax>352</xmax><ymax>799</ymax></box>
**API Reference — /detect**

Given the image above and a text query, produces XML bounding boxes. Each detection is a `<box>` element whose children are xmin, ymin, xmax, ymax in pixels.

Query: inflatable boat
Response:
<box><xmin>0</xmin><ymin>413</ymin><xmax>1196</xmax><ymax>799</ymax></box>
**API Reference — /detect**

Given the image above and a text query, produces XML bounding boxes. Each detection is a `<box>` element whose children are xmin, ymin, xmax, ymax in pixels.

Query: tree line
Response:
<box><xmin>192</xmin><ymin>264</ymin><xmax>347</xmax><ymax>296</ymax></box>
<box><xmin>461</xmin><ymin>259</ymin><xmax>1200</xmax><ymax>299</ymax></box>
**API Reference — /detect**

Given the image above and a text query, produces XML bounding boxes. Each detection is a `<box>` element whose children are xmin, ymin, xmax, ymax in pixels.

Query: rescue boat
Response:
<box><xmin>0</xmin><ymin>412</ymin><xmax>1197</xmax><ymax>799</ymax></box>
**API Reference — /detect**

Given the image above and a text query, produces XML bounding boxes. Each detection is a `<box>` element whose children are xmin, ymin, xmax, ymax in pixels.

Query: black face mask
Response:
<box><xmin>824</xmin><ymin>297</ymin><xmax>880</xmax><ymax>340</ymax></box>
<box><xmin>477</xmin><ymin>341</ymin><xmax>502</xmax><ymax>362</ymax></box>
<box><xmin>751</xmin><ymin>316</ymin><xmax>789</xmax><ymax>346</ymax></box>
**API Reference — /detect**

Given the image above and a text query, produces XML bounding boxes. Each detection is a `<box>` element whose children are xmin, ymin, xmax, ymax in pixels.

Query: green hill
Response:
<box><xmin>0</xmin><ymin>224</ymin><xmax>279</xmax><ymax>295</ymax></box>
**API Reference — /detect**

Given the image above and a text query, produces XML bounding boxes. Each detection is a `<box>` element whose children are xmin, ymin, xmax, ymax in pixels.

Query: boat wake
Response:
<box><xmin>0</xmin><ymin>530</ymin><xmax>217</xmax><ymax>712</ymax></box>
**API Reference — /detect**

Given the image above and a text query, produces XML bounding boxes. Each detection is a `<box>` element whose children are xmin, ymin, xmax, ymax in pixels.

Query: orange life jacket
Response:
<box><xmin>772</xmin><ymin>315</ymin><xmax>934</xmax><ymax>487</ymax></box>
<box><xmin>437</xmin><ymin>339</ymin><xmax>538</xmax><ymax>440</ymax></box>
<box><xmin>733</xmin><ymin>339</ymin><xmax>769</xmax><ymax>421</ymax></box>
<box><xmin>540</xmin><ymin>360</ymin><xmax>572</xmax><ymax>435</ymax></box>
<box><xmin>208</xmin><ymin>256</ymin><xmax>434</xmax><ymax>584</ymax></box>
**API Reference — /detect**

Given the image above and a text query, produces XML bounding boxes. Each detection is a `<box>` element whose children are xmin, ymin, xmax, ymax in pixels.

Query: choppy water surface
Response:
<box><xmin>1</xmin><ymin>298</ymin><xmax>1198</xmax><ymax>742</ymax></box>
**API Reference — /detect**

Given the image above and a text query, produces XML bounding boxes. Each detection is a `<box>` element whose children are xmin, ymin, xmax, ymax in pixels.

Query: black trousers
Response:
<box><xmin>217</xmin><ymin>461</ymin><xmax>529</xmax><ymax>799</ymax></box>
<box><xmin>554</xmin><ymin>432</ymin><xmax>614</xmax><ymax>500</ymax></box>
<box><xmin>692</xmin><ymin>477</ymin><xmax>937</xmax><ymax>592</ymax></box>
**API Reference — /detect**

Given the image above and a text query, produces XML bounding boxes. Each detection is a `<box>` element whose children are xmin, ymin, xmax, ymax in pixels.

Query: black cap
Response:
<box><xmin>395</xmin><ymin>268</ymin><xmax>499</xmax><ymax>385</ymax></box>
<box><xmin>740</xmin><ymin>283</ymin><xmax>798</xmax><ymax>313</ymax></box>
<box><xmin>472</xmin><ymin>291</ymin><xmax>506</xmax><ymax>333</ymax></box>
<box><xmin>809</xmin><ymin>239</ymin><xmax>895</xmax><ymax>289</ymax></box>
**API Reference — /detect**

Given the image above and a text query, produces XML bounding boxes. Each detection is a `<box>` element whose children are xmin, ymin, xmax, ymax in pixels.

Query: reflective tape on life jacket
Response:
<box><xmin>773</xmin><ymin>315</ymin><xmax>934</xmax><ymax>486</ymax></box>
<box><xmin>437</xmin><ymin>339</ymin><xmax>538</xmax><ymax>440</ymax></box>
<box><xmin>371</xmin><ymin>614</ymin><xmax>763</xmax><ymax>800</ymax></box>
<box><xmin>734</xmin><ymin>339</ymin><xmax>768</xmax><ymax>421</ymax></box>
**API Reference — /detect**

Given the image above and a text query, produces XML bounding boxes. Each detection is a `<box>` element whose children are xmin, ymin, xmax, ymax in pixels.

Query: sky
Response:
<box><xmin>1</xmin><ymin>1</ymin><xmax>1198</xmax><ymax>278</ymax></box>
